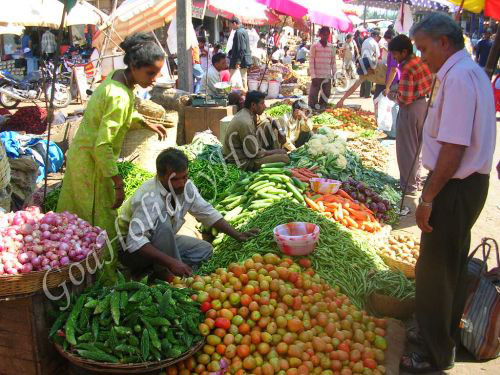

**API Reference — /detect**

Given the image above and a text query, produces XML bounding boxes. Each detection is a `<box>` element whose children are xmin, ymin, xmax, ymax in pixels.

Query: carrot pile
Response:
<box><xmin>305</xmin><ymin>189</ymin><xmax>382</xmax><ymax>233</ymax></box>
<box><xmin>289</xmin><ymin>167</ymin><xmax>320</xmax><ymax>183</ymax></box>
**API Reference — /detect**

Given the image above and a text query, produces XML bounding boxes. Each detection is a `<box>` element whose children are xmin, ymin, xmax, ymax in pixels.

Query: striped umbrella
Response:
<box><xmin>93</xmin><ymin>0</ymin><xmax>176</xmax><ymax>49</ymax></box>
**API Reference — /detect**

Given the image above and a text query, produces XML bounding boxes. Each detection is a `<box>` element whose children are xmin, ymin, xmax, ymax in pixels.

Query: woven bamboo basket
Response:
<box><xmin>136</xmin><ymin>99</ymin><xmax>166</xmax><ymax>118</ymax></box>
<box><xmin>0</xmin><ymin>247</ymin><xmax>104</xmax><ymax>297</ymax></box>
<box><xmin>120</xmin><ymin>128</ymin><xmax>176</xmax><ymax>173</ymax></box>
<box><xmin>380</xmin><ymin>254</ymin><xmax>416</xmax><ymax>279</ymax></box>
<box><xmin>55</xmin><ymin>338</ymin><xmax>204</xmax><ymax>373</ymax></box>
<box><xmin>367</xmin><ymin>292</ymin><xmax>416</xmax><ymax>320</ymax></box>
<box><xmin>0</xmin><ymin>142</ymin><xmax>10</xmax><ymax>190</ymax></box>
<box><xmin>142</xmin><ymin>111</ymin><xmax>178</xmax><ymax>129</ymax></box>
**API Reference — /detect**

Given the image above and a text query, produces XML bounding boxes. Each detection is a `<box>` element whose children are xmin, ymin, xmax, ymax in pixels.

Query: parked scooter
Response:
<box><xmin>0</xmin><ymin>60</ymin><xmax>71</xmax><ymax>109</ymax></box>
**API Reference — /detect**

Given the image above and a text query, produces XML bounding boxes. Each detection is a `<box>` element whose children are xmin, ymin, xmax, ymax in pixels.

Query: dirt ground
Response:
<box><xmin>331</xmin><ymin>89</ymin><xmax>500</xmax><ymax>375</ymax></box>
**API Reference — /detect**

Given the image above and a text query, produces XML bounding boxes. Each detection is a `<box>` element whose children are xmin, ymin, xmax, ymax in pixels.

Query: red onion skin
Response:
<box><xmin>21</xmin><ymin>263</ymin><xmax>33</xmax><ymax>273</ymax></box>
<box><xmin>60</xmin><ymin>256</ymin><xmax>70</xmax><ymax>266</ymax></box>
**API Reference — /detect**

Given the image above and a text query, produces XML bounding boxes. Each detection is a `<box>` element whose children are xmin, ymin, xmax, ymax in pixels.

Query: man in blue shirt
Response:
<box><xmin>21</xmin><ymin>32</ymin><xmax>38</xmax><ymax>76</ymax></box>
<box><xmin>475</xmin><ymin>30</ymin><xmax>492</xmax><ymax>68</ymax></box>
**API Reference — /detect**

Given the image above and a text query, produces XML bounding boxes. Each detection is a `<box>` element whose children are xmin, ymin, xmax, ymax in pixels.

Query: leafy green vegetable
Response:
<box><xmin>264</xmin><ymin>104</ymin><xmax>292</xmax><ymax>118</ymax></box>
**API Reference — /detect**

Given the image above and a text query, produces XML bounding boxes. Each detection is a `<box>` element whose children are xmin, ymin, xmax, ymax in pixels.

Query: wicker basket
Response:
<box><xmin>136</xmin><ymin>98</ymin><xmax>166</xmax><ymax>118</ymax></box>
<box><xmin>0</xmin><ymin>247</ymin><xmax>104</xmax><ymax>297</ymax></box>
<box><xmin>55</xmin><ymin>338</ymin><xmax>204</xmax><ymax>373</ymax></box>
<box><xmin>0</xmin><ymin>142</ymin><xmax>10</xmax><ymax>190</ymax></box>
<box><xmin>380</xmin><ymin>253</ymin><xmax>416</xmax><ymax>279</ymax></box>
<box><xmin>367</xmin><ymin>292</ymin><xmax>416</xmax><ymax>320</ymax></box>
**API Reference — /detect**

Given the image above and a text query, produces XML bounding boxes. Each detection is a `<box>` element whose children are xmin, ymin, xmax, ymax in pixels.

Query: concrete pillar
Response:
<box><xmin>176</xmin><ymin>0</ymin><xmax>193</xmax><ymax>92</ymax></box>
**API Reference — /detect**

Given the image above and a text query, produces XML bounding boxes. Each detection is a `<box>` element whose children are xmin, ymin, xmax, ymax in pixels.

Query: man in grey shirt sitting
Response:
<box><xmin>118</xmin><ymin>148</ymin><xmax>257</xmax><ymax>278</ymax></box>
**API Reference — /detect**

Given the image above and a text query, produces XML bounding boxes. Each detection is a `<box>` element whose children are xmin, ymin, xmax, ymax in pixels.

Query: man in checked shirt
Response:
<box><xmin>388</xmin><ymin>35</ymin><xmax>433</xmax><ymax>200</ymax></box>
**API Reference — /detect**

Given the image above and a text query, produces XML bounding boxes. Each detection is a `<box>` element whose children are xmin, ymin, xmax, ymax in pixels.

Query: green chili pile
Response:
<box><xmin>198</xmin><ymin>200</ymin><xmax>415</xmax><ymax>308</ymax></box>
<box><xmin>188</xmin><ymin>159</ymin><xmax>246</xmax><ymax>203</ymax></box>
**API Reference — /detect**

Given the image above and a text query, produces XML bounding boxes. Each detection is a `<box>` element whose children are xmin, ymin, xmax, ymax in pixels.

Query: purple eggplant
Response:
<box><xmin>356</xmin><ymin>182</ymin><xmax>366</xmax><ymax>191</ymax></box>
<box><xmin>370</xmin><ymin>202</ymin><xmax>379</xmax><ymax>212</ymax></box>
<box><xmin>377</xmin><ymin>202</ymin><xmax>387</xmax><ymax>213</ymax></box>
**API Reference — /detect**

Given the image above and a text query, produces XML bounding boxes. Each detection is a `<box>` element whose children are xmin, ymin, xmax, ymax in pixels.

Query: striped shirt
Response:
<box><xmin>310</xmin><ymin>42</ymin><xmax>336</xmax><ymax>79</ymax></box>
<box><xmin>397</xmin><ymin>56</ymin><xmax>433</xmax><ymax>106</ymax></box>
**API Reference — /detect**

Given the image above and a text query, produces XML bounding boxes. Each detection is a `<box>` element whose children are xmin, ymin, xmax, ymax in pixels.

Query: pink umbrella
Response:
<box><xmin>255</xmin><ymin>0</ymin><xmax>308</xmax><ymax>18</ymax></box>
<box><xmin>256</xmin><ymin>0</ymin><xmax>353</xmax><ymax>31</ymax></box>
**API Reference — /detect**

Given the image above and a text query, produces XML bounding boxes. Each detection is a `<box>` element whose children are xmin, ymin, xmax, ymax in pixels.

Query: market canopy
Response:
<box><xmin>93</xmin><ymin>0</ymin><xmax>176</xmax><ymax>49</ymax></box>
<box><xmin>449</xmin><ymin>0</ymin><xmax>500</xmax><ymax>19</ymax></box>
<box><xmin>256</xmin><ymin>0</ymin><xmax>353</xmax><ymax>32</ymax></box>
<box><xmin>208</xmin><ymin>0</ymin><xmax>280</xmax><ymax>26</ymax></box>
<box><xmin>0</xmin><ymin>24</ymin><xmax>25</xmax><ymax>36</ymax></box>
<box><xmin>0</xmin><ymin>0</ymin><xmax>108</xmax><ymax>28</ymax></box>
<box><xmin>346</xmin><ymin>0</ymin><xmax>456</xmax><ymax>11</ymax></box>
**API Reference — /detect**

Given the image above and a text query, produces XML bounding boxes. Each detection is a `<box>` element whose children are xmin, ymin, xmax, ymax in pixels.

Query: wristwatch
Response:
<box><xmin>419</xmin><ymin>196</ymin><xmax>433</xmax><ymax>208</ymax></box>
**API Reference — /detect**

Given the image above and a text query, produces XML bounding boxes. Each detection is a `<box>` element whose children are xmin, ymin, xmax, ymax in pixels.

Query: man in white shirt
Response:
<box><xmin>361</xmin><ymin>29</ymin><xmax>381</xmax><ymax>65</ymax></box>
<box><xmin>118</xmin><ymin>148</ymin><xmax>258</xmax><ymax>277</ymax></box>
<box><xmin>400</xmin><ymin>14</ymin><xmax>496</xmax><ymax>374</ymax></box>
<box><xmin>201</xmin><ymin>53</ymin><xmax>228</xmax><ymax>97</ymax></box>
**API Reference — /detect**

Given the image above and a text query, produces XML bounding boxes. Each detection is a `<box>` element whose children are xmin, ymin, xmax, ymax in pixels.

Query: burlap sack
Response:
<box><xmin>9</xmin><ymin>156</ymin><xmax>38</xmax><ymax>206</ymax></box>
<box><xmin>0</xmin><ymin>186</ymin><xmax>11</xmax><ymax>212</ymax></box>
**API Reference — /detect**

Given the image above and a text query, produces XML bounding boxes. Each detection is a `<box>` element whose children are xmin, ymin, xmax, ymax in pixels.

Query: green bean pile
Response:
<box><xmin>199</xmin><ymin>200</ymin><xmax>415</xmax><ymax>308</ymax></box>
<box><xmin>188</xmin><ymin>159</ymin><xmax>246</xmax><ymax>204</ymax></box>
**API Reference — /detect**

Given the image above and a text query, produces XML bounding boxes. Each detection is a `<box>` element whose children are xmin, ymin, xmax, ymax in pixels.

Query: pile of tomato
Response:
<box><xmin>163</xmin><ymin>254</ymin><xmax>388</xmax><ymax>375</ymax></box>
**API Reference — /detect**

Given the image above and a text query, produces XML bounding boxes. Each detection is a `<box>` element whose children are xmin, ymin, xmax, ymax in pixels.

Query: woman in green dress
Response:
<box><xmin>57</xmin><ymin>33</ymin><xmax>167</xmax><ymax>279</ymax></box>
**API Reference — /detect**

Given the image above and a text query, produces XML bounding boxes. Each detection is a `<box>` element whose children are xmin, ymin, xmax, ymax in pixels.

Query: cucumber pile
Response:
<box><xmin>50</xmin><ymin>273</ymin><xmax>203</xmax><ymax>364</ymax></box>
<box><xmin>211</xmin><ymin>163</ymin><xmax>307</xmax><ymax>246</ymax></box>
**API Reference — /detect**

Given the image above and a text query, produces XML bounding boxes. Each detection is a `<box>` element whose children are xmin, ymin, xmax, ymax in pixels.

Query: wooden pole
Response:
<box><xmin>177</xmin><ymin>0</ymin><xmax>194</xmax><ymax>92</ymax></box>
<box><xmin>43</xmin><ymin>2</ymin><xmax>68</xmax><ymax>201</ymax></box>
<box><xmin>484</xmin><ymin>26</ymin><xmax>500</xmax><ymax>79</ymax></box>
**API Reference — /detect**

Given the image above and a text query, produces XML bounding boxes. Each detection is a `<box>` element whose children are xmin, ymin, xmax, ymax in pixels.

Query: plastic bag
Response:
<box><xmin>230</xmin><ymin>69</ymin><xmax>244</xmax><ymax>90</ymax></box>
<box><xmin>376</xmin><ymin>94</ymin><xmax>396</xmax><ymax>132</ymax></box>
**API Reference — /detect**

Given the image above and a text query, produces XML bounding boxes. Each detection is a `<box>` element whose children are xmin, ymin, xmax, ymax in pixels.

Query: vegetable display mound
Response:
<box><xmin>346</xmin><ymin>138</ymin><xmax>389</xmax><ymax>171</ymax></box>
<box><xmin>199</xmin><ymin>200</ymin><xmax>415</xmax><ymax>309</ymax></box>
<box><xmin>289</xmin><ymin>127</ymin><xmax>348</xmax><ymax>177</ymax></box>
<box><xmin>0</xmin><ymin>207</ymin><xmax>104</xmax><ymax>274</ymax></box>
<box><xmin>167</xmin><ymin>254</ymin><xmax>390</xmax><ymax>375</ymax></box>
<box><xmin>117</xmin><ymin>162</ymin><xmax>154</xmax><ymax>199</ymax></box>
<box><xmin>188</xmin><ymin>159</ymin><xmax>246</xmax><ymax>204</ymax></box>
<box><xmin>177</xmin><ymin>131</ymin><xmax>224</xmax><ymax>163</ymax></box>
<box><xmin>325</xmin><ymin>108</ymin><xmax>377</xmax><ymax>131</ymax></box>
<box><xmin>264</xmin><ymin>104</ymin><xmax>292</xmax><ymax>119</ymax></box>
<box><xmin>209</xmin><ymin>163</ymin><xmax>307</xmax><ymax>240</ymax></box>
<box><xmin>50</xmin><ymin>273</ymin><xmax>204</xmax><ymax>364</ymax></box>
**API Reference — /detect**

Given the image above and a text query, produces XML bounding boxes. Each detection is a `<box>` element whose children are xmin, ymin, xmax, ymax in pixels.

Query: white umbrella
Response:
<box><xmin>0</xmin><ymin>24</ymin><xmax>25</xmax><ymax>35</ymax></box>
<box><xmin>93</xmin><ymin>0</ymin><xmax>176</xmax><ymax>49</ymax></box>
<box><xmin>0</xmin><ymin>0</ymin><xmax>107</xmax><ymax>28</ymax></box>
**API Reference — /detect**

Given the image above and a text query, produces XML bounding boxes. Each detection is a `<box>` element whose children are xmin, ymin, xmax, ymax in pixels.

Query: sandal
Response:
<box><xmin>400</xmin><ymin>352</ymin><xmax>436</xmax><ymax>374</ymax></box>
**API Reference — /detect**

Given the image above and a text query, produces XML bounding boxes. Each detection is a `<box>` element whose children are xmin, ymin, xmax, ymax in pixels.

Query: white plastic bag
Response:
<box><xmin>230</xmin><ymin>69</ymin><xmax>244</xmax><ymax>90</ymax></box>
<box><xmin>377</xmin><ymin>94</ymin><xmax>396</xmax><ymax>132</ymax></box>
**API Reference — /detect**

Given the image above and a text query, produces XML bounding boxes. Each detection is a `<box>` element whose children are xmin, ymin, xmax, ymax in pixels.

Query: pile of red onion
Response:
<box><xmin>0</xmin><ymin>207</ymin><xmax>105</xmax><ymax>275</ymax></box>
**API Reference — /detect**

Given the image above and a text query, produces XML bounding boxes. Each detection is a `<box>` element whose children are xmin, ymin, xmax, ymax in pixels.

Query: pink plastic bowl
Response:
<box><xmin>273</xmin><ymin>222</ymin><xmax>320</xmax><ymax>256</ymax></box>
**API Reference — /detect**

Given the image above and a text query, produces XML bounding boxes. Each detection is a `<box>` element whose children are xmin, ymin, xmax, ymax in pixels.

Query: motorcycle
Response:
<box><xmin>0</xmin><ymin>60</ymin><xmax>72</xmax><ymax>109</ymax></box>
